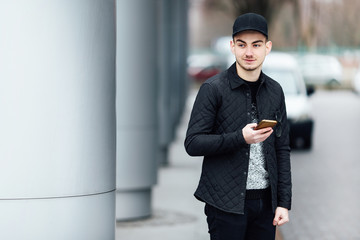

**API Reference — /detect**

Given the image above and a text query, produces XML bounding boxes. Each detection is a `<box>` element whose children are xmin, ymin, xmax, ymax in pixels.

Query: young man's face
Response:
<box><xmin>230</xmin><ymin>30</ymin><xmax>272</xmax><ymax>73</ymax></box>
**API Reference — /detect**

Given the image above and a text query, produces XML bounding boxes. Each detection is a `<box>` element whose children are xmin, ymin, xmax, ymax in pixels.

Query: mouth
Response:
<box><xmin>244</xmin><ymin>59</ymin><xmax>255</xmax><ymax>64</ymax></box>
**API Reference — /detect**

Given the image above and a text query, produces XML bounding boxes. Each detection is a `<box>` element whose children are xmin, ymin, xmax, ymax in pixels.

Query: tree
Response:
<box><xmin>202</xmin><ymin>0</ymin><xmax>301</xmax><ymax>48</ymax></box>
<box><xmin>201</xmin><ymin>0</ymin><xmax>360</xmax><ymax>49</ymax></box>
<box><xmin>203</xmin><ymin>0</ymin><xmax>299</xmax><ymax>27</ymax></box>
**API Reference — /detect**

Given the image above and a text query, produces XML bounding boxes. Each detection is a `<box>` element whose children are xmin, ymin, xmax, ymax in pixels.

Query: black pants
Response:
<box><xmin>204</xmin><ymin>198</ymin><xmax>276</xmax><ymax>240</ymax></box>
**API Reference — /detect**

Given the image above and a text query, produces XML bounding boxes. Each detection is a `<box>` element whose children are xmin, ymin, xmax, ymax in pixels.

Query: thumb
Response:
<box><xmin>248</xmin><ymin>123</ymin><xmax>257</xmax><ymax>129</ymax></box>
<box><xmin>273</xmin><ymin>218</ymin><xmax>278</xmax><ymax>226</ymax></box>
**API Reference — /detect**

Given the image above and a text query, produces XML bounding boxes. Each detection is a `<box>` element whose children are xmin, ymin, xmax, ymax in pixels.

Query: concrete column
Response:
<box><xmin>0</xmin><ymin>0</ymin><xmax>116</xmax><ymax>239</ymax></box>
<box><xmin>170</xmin><ymin>0</ymin><xmax>189</xmax><ymax>127</ymax></box>
<box><xmin>158</xmin><ymin>0</ymin><xmax>189</xmax><ymax>166</ymax></box>
<box><xmin>116</xmin><ymin>0</ymin><xmax>158</xmax><ymax>220</ymax></box>
<box><xmin>158</xmin><ymin>0</ymin><xmax>173</xmax><ymax>166</ymax></box>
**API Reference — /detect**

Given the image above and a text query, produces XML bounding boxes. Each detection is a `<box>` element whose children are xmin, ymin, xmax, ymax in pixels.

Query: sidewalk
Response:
<box><xmin>116</xmin><ymin>88</ymin><xmax>283</xmax><ymax>240</ymax></box>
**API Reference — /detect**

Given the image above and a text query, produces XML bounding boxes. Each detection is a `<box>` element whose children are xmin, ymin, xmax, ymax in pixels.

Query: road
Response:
<box><xmin>280</xmin><ymin>89</ymin><xmax>360</xmax><ymax>239</ymax></box>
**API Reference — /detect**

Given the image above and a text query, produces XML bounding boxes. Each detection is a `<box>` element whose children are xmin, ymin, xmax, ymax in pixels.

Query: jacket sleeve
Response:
<box><xmin>275</xmin><ymin>90</ymin><xmax>292</xmax><ymax>210</ymax></box>
<box><xmin>184</xmin><ymin>83</ymin><xmax>247</xmax><ymax>157</ymax></box>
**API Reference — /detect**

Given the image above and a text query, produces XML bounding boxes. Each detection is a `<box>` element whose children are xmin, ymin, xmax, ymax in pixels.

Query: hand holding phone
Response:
<box><xmin>243</xmin><ymin>121</ymin><xmax>275</xmax><ymax>144</ymax></box>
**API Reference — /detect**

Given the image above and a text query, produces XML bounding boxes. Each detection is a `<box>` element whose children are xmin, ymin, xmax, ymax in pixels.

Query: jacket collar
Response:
<box><xmin>228</xmin><ymin>63</ymin><xmax>265</xmax><ymax>89</ymax></box>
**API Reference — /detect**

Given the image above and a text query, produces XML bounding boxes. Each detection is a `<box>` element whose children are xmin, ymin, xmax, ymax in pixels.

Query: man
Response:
<box><xmin>184</xmin><ymin>13</ymin><xmax>291</xmax><ymax>240</ymax></box>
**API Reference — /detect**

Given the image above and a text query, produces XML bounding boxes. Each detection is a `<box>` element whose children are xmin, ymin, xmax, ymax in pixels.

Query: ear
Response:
<box><xmin>265</xmin><ymin>40</ymin><xmax>272</xmax><ymax>55</ymax></box>
<box><xmin>230</xmin><ymin>39</ymin><xmax>235</xmax><ymax>55</ymax></box>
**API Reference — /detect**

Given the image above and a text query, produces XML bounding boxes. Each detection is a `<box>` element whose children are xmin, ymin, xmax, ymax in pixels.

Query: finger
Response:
<box><xmin>259</xmin><ymin>127</ymin><xmax>273</xmax><ymax>134</ymax></box>
<box><xmin>273</xmin><ymin>212</ymin><xmax>281</xmax><ymax>225</ymax></box>
<box><xmin>277</xmin><ymin>217</ymin><xmax>289</xmax><ymax>226</ymax></box>
<box><xmin>273</xmin><ymin>220</ymin><xmax>277</xmax><ymax>226</ymax></box>
<box><xmin>257</xmin><ymin>129</ymin><xmax>273</xmax><ymax>142</ymax></box>
<box><xmin>248</xmin><ymin>123</ymin><xmax>258</xmax><ymax>129</ymax></box>
<box><xmin>273</xmin><ymin>217</ymin><xmax>279</xmax><ymax>226</ymax></box>
<box><xmin>262</xmin><ymin>128</ymin><xmax>273</xmax><ymax>136</ymax></box>
<box><xmin>260</xmin><ymin>130</ymin><xmax>273</xmax><ymax>140</ymax></box>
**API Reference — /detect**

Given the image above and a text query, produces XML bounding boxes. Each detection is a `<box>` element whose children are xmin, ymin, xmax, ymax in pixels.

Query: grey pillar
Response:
<box><xmin>171</xmin><ymin>0</ymin><xmax>189</xmax><ymax>127</ymax></box>
<box><xmin>0</xmin><ymin>0</ymin><xmax>116</xmax><ymax>239</ymax></box>
<box><xmin>158</xmin><ymin>0</ymin><xmax>173</xmax><ymax>166</ymax></box>
<box><xmin>116</xmin><ymin>0</ymin><xmax>158</xmax><ymax>220</ymax></box>
<box><xmin>158</xmin><ymin>0</ymin><xmax>189</xmax><ymax>166</ymax></box>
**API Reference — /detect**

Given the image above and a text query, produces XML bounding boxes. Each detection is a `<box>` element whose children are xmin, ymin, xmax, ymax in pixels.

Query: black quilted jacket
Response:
<box><xmin>185</xmin><ymin>63</ymin><xmax>292</xmax><ymax>214</ymax></box>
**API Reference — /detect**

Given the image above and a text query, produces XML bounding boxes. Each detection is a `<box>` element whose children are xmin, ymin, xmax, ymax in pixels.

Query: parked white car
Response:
<box><xmin>353</xmin><ymin>69</ymin><xmax>360</xmax><ymax>94</ymax></box>
<box><xmin>297</xmin><ymin>54</ymin><xmax>343</xmax><ymax>87</ymax></box>
<box><xmin>262</xmin><ymin>52</ymin><xmax>314</xmax><ymax>149</ymax></box>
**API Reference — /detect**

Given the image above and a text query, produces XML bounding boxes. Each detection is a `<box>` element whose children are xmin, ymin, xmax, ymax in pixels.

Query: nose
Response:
<box><xmin>245</xmin><ymin>46</ymin><xmax>253</xmax><ymax>57</ymax></box>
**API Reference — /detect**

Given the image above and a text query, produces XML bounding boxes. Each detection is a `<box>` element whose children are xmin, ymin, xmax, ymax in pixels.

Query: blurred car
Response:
<box><xmin>187</xmin><ymin>52</ymin><xmax>227</xmax><ymax>83</ymax></box>
<box><xmin>353</xmin><ymin>68</ymin><xmax>360</xmax><ymax>94</ymax></box>
<box><xmin>263</xmin><ymin>52</ymin><xmax>314</xmax><ymax>149</ymax></box>
<box><xmin>298</xmin><ymin>54</ymin><xmax>343</xmax><ymax>87</ymax></box>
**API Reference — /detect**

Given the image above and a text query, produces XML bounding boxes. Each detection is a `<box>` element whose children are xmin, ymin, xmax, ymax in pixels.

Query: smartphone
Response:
<box><xmin>254</xmin><ymin>119</ymin><xmax>277</xmax><ymax>130</ymax></box>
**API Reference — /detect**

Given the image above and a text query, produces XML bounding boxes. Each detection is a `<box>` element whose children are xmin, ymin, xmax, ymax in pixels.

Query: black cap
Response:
<box><xmin>232</xmin><ymin>13</ymin><xmax>268</xmax><ymax>38</ymax></box>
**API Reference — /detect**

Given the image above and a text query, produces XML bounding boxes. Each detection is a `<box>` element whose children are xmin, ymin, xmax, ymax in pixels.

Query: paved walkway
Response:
<box><xmin>116</xmin><ymin>88</ymin><xmax>207</xmax><ymax>240</ymax></box>
<box><xmin>280</xmin><ymin>90</ymin><xmax>360</xmax><ymax>239</ymax></box>
<box><xmin>116</xmin><ymin>88</ymin><xmax>283</xmax><ymax>240</ymax></box>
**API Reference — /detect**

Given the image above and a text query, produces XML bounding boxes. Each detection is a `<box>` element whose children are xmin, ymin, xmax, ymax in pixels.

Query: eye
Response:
<box><xmin>253</xmin><ymin>44</ymin><xmax>261</xmax><ymax>48</ymax></box>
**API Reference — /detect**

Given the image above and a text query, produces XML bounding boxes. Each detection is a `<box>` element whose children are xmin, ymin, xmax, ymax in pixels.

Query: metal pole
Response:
<box><xmin>0</xmin><ymin>0</ymin><xmax>116</xmax><ymax>239</ymax></box>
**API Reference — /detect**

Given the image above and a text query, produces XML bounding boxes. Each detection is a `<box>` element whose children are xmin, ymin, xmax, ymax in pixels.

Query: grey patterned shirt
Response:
<box><xmin>245</xmin><ymin>99</ymin><xmax>270</xmax><ymax>190</ymax></box>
